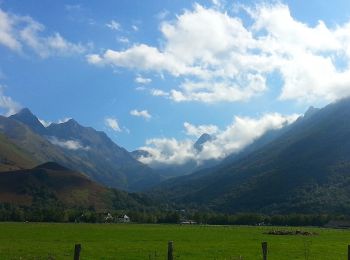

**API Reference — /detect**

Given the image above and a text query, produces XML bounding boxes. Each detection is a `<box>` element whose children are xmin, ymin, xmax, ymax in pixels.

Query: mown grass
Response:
<box><xmin>0</xmin><ymin>222</ymin><xmax>349</xmax><ymax>259</ymax></box>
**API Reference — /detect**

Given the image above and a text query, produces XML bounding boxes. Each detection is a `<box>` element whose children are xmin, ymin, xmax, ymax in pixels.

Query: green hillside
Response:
<box><xmin>0</xmin><ymin>116</ymin><xmax>83</xmax><ymax>167</ymax></box>
<box><xmin>0</xmin><ymin>133</ymin><xmax>37</xmax><ymax>171</ymax></box>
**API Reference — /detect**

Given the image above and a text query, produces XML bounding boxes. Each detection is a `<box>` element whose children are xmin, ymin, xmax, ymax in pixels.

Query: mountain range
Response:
<box><xmin>150</xmin><ymin>98</ymin><xmax>350</xmax><ymax>214</ymax></box>
<box><xmin>3</xmin><ymin>108</ymin><xmax>161</xmax><ymax>191</ymax></box>
<box><xmin>2</xmin><ymin>97</ymin><xmax>350</xmax><ymax>215</ymax></box>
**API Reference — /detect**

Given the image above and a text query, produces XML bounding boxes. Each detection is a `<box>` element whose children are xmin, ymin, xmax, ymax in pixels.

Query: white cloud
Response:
<box><xmin>44</xmin><ymin>33</ymin><xmax>86</xmax><ymax>56</ymax></box>
<box><xmin>0</xmin><ymin>8</ymin><xmax>87</xmax><ymax>57</ymax></box>
<box><xmin>139</xmin><ymin>138</ymin><xmax>194</xmax><ymax>166</ymax></box>
<box><xmin>48</xmin><ymin>136</ymin><xmax>90</xmax><ymax>150</ymax></box>
<box><xmin>138</xmin><ymin>113</ymin><xmax>299</xmax><ymax>166</ymax></box>
<box><xmin>135</xmin><ymin>75</ymin><xmax>152</xmax><ymax>84</ymax></box>
<box><xmin>106</xmin><ymin>20</ymin><xmax>121</xmax><ymax>31</ymax></box>
<box><xmin>170</xmin><ymin>76</ymin><xmax>266</xmax><ymax>103</ymax></box>
<box><xmin>87</xmin><ymin>3</ymin><xmax>350</xmax><ymax>104</ymax></box>
<box><xmin>105</xmin><ymin>117</ymin><xmax>122</xmax><ymax>132</ymax></box>
<box><xmin>86</xmin><ymin>44</ymin><xmax>201</xmax><ymax>77</ymax></box>
<box><xmin>0</xmin><ymin>86</ymin><xmax>21</xmax><ymax>116</ymax></box>
<box><xmin>0</xmin><ymin>9</ymin><xmax>21</xmax><ymax>51</ymax></box>
<box><xmin>135</xmin><ymin>86</ymin><xmax>146</xmax><ymax>91</ymax></box>
<box><xmin>118</xmin><ymin>36</ymin><xmax>129</xmax><ymax>44</ymax></box>
<box><xmin>184</xmin><ymin>122</ymin><xmax>219</xmax><ymax>138</ymax></box>
<box><xmin>86</xmin><ymin>54</ymin><xmax>103</xmax><ymax>64</ymax></box>
<box><xmin>150</xmin><ymin>88</ymin><xmax>169</xmax><ymax>97</ymax></box>
<box><xmin>132</xmin><ymin>25</ymin><xmax>139</xmax><ymax>31</ymax></box>
<box><xmin>130</xmin><ymin>109</ymin><xmax>151</xmax><ymax>120</ymax></box>
<box><xmin>199</xmin><ymin>113</ymin><xmax>299</xmax><ymax>161</ymax></box>
<box><xmin>248</xmin><ymin>3</ymin><xmax>350</xmax><ymax>103</ymax></box>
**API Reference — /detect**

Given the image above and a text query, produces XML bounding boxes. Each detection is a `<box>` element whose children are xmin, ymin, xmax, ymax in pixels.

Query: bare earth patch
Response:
<box><xmin>264</xmin><ymin>230</ymin><xmax>318</xmax><ymax>236</ymax></box>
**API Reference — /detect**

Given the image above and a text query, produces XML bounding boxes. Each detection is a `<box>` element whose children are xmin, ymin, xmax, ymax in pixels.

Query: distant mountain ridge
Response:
<box><xmin>131</xmin><ymin>149</ymin><xmax>152</xmax><ymax>160</ymax></box>
<box><xmin>9</xmin><ymin>108</ymin><xmax>47</xmax><ymax>135</ymax></box>
<box><xmin>5</xmin><ymin>108</ymin><xmax>161</xmax><ymax>191</ymax></box>
<box><xmin>194</xmin><ymin>133</ymin><xmax>212</xmax><ymax>152</ymax></box>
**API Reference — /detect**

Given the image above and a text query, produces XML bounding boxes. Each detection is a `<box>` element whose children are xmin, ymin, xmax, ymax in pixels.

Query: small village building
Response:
<box><xmin>117</xmin><ymin>214</ymin><xmax>130</xmax><ymax>223</ymax></box>
<box><xmin>180</xmin><ymin>219</ymin><xmax>197</xmax><ymax>225</ymax></box>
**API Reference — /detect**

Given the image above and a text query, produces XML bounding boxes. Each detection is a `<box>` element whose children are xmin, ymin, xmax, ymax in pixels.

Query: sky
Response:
<box><xmin>1</xmin><ymin>0</ymin><xmax>350</xmax><ymax>166</ymax></box>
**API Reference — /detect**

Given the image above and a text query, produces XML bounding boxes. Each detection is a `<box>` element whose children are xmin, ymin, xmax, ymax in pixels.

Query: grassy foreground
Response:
<box><xmin>0</xmin><ymin>223</ymin><xmax>349</xmax><ymax>259</ymax></box>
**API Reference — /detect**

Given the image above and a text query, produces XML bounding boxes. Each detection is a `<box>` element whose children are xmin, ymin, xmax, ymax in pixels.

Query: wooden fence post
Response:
<box><xmin>262</xmin><ymin>242</ymin><xmax>267</xmax><ymax>260</ymax></box>
<box><xmin>348</xmin><ymin>245</ymin><xmax>350</xmax><ymax>260</ymax></box>
<box><xmin>168</xmin><ymin>241</ymin><xmax>174</xmax><ymax>260</ymax></box>
<box><xmin>74</xmin><ymin>244</ymin><xmax>81</xmax><ymax>260</ymax></box>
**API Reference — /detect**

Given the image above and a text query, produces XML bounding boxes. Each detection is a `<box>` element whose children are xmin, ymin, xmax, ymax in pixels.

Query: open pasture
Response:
<box><xmin>0</xmin><ymin>223</ymin><xmax>349</xmax><ymax>259</ymax></box>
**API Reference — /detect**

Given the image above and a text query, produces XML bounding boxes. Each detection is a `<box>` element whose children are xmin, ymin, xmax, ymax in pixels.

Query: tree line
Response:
<box><xmin>0</xmin><ymin>203</ymin><xmax>347</xmax><ymax>226</ymax></box>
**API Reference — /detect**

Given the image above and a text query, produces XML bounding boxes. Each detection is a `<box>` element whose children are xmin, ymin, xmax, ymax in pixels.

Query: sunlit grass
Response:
<box><xmin>0</xmin><ymin>222</ymin><xmax>349</xmax><ymax>259</ymax></box>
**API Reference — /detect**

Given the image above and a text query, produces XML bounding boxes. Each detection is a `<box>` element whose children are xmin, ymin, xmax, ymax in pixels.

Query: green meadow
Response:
<box><xmin>0</xmin><ymin>223</ymin><xmax>349</xmax><ymax>259</ymax></box>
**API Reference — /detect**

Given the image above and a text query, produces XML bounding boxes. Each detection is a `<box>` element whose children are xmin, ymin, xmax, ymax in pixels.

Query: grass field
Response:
<box><xmin>0</xmin><ymin>223</ymin><xmax>349</xmax><ymax>259</ymax></box>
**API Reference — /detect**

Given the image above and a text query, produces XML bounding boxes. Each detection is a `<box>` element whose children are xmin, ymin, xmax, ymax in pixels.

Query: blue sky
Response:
<box><xmin>1</xmin><ymin>0</ymin><xmax>350</xmax><ymax>165</ymax></box>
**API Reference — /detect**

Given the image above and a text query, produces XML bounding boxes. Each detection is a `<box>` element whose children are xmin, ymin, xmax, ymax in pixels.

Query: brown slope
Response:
<box><xmin>0</xmin><ymin>162</ymin><xmax>111</xmax><ymax>209</ymax></box>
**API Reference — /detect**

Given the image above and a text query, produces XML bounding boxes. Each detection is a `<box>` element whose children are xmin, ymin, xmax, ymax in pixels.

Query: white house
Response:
<box><xmin>117</xmin><ymin>214</ymin><xmax>130</xmax><ymax>223</ymax></box>
<box><xmin>180</xmin><ymin>219</ymin><xmax>197</xmax><ymax>225</ymax></box>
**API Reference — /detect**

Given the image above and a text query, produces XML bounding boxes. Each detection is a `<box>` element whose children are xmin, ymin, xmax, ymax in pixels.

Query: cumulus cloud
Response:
<box><xmin>0</xmin><ymin>8</ymin><xmax>87</xmax><ymax>57</ymax></box>
<box><xmin>48</xmin><ymin>136</ymin><xmax>90</xmax><ymax>151</ymax></box>
<box><xmin>138</xmin><ymin>113</ymin><xmax>299</xmax><ymax>166</ymax></box>
<box><xmin>130</xmin><ymin>109</ymin><xmax>151</xmax><ymax>120</ymax></box>
<box><xmin>197</xmin><ymin>113</ymin><xmax>299</xmax><ymax>161</ymax></box>
<box><xmin>139</xmin><ymin>138</ymin><xmax>194</xmax><ymax>166</ymax></box>
<box><xmin>105</xmin><ymin>117</ymin><xmax>122</xmax><ymax>132</ymax></box>
<box><xmin>87</xmin><ymin>3</ymin><xmax>350</xmax><ymax>104</ymax></box>
<box><xmin>0</xmin><ymin>86</ymin><xmax>21</xmax><ymax>116</ymax></box>
<box><xmin>135</xmin><ymin>75</ymin><xmax>152</xmax><ymax>84</ymax></box>
<box><xmin>86</xmin><ymin>44</ymin><xmax>201</xmax><ymax>76</ymax></box>
<box><xmin>86</xmin><ymin>54</ymin><xmax>103</xmax><ymax>64</ymax></box>
<box><xmin>170</xmin><ymin>77</ymin><xmax>266</xmax><ymax>103</ymax></box>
